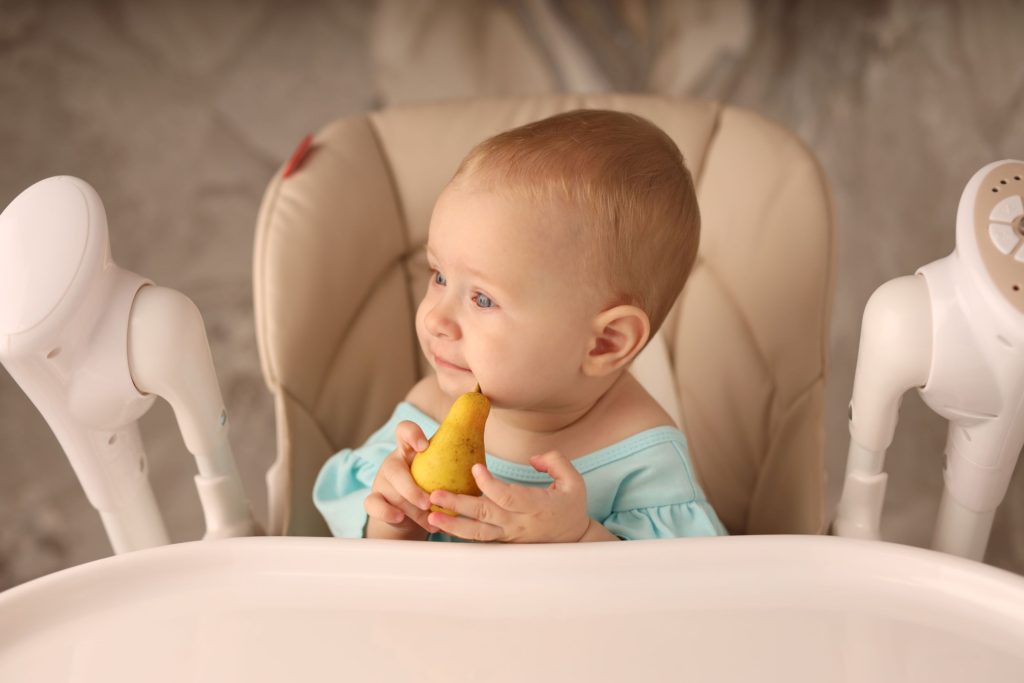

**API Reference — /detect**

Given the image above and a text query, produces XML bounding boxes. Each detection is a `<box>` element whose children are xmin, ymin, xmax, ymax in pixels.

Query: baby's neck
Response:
<box><xmin>483</xmin><ymin>372</ymin><xmax>626</xmax><ymax>464</ymax></box>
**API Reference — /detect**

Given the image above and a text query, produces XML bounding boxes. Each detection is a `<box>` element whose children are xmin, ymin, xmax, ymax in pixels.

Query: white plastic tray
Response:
<box><xmin>2</xmin><ymin>535</ymin><xmax>1024</xmax><ymax>682</ymax></box>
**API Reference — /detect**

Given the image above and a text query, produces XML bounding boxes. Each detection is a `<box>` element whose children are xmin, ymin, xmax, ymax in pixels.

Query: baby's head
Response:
<box><xmin>416</xmin><ymin>109</ymin><xmax>700</xmax><ymax>410</ymax></box>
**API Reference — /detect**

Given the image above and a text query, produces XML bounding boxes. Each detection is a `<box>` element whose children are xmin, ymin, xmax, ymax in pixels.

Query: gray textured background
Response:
<box><xmin>1</xmin><ymin>0</ymin><xmax>1022</xmax><ymax>590</ymax></box>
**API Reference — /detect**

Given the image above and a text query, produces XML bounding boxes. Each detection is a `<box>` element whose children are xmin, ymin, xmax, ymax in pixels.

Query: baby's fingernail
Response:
<box><xmin>417</xmin><ymin>438</ymin><xmax>429</xmax><ymax>451</ymax></box>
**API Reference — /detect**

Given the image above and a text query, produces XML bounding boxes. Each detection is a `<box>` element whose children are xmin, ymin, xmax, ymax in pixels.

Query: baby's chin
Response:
<box><xmin>434</xmin><ymin>368</ymin><xmax>481</xmax><ymax>397</ymax></box>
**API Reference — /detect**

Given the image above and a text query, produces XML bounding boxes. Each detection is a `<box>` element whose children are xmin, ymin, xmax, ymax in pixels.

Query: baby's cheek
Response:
<box><xmin>475</xmin><ymin>350</ymin><xmax>523</xmax><ymax>402</ymax></box>
<box><xmin>413</xmin><ymin>307</ymin><xmax>428</xmax><ymax>343</ymax></box>
<box><xmin>413</xmin><ymin>320</ymin><xmax>433</xmax><ymax>367</ymax></box>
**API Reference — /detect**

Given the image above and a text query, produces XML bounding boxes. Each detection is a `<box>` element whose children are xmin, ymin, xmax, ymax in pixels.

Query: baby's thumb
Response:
<box><xmin>396</xmin><ymin>420</ymin><xmax>430</xmax><ymax>453</ymax></box>
<box><xmin>529</xmin><ymin>450</ymin><xmax>578</xmax><ymax>489</ymax></box>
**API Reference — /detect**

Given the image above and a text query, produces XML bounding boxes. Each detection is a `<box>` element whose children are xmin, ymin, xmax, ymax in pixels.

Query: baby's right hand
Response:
<box><xmin>364</xmin><ymin>421</ymin><xmax>439</xmax><ymax>539</ymax></box>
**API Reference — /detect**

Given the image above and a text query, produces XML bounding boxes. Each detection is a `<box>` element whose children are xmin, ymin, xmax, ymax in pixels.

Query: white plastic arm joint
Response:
<box><xmin>128</xmin><ymin>285</ymin><xmax>262</xmax><ymax>539</ymax></box>
<box><xmin>833</xmin><ymin>275</ymin><xmax>932</xmax><ymax>540</ymax></box>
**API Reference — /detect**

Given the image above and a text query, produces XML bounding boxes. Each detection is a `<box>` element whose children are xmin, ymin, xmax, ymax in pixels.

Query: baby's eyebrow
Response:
<box><xmin>425</xmin><ymin>246</ymin><xmax>509</xmax><ymax>298</ymax></box>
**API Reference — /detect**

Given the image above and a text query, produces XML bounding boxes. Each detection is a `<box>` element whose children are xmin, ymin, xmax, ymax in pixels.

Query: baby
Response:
<box><xmin>314</xmin><ymin>109</ymin><xmax>726</xmax><ymax>542</ymax></box>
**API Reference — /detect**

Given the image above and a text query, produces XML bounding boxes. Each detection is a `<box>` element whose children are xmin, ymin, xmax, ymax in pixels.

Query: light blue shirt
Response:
<box><xmin>313</xmin><ymin>401</ymin><xmax>727</xmax><ymax>541</ymax></box>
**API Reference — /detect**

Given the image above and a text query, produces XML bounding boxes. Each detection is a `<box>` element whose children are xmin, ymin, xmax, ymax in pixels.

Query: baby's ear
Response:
<box><xmin>581</xmin><ymin>305</ymin><xmax>650</xmax><ymax>377</ymax></box>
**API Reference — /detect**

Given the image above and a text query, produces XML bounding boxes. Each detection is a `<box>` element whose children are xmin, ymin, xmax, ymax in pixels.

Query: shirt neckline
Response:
<box><xmin>397</xmin><ymin>401</ymin><xmax>686</xmax><ymax>481</ymax></box>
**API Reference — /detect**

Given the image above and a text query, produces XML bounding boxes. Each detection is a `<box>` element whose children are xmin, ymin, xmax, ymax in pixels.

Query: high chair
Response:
<box><xmin>254</xmin><ymin>93</ymin><xmax>836</xmax><ymax>538</ymax></box>
<box><xmin>6</xmin><ymin>94</ymin><xmax>1024</xmax><ymax>683</ymax></box>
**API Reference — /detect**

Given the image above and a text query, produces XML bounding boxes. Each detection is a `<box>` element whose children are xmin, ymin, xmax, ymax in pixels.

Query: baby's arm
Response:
<box><xmin>426</xmin><ymin>450</ymin><xmax>620</xmax><ymax>543</ymax></box>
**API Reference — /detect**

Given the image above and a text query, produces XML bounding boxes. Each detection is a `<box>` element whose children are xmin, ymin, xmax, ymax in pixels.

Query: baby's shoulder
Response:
<box><xmin>566</xmin><ymin>374</ymin><xmax>678</xmax><ymax>459</ymax></box>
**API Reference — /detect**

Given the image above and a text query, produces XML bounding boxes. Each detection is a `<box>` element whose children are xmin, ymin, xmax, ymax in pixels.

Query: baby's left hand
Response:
<box><xmin>427</xmin><ymin>450</ymin><xmax>591</xmax><ymax>543</ymax></box>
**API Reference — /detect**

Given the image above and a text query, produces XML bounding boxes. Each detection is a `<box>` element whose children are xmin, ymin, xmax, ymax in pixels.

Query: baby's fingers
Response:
<box><xmin>365</xmin><ymin>491</ymin><xmax>405</xmax><ymax>525</ymax></box>
<box><xmin>381</xmin><ymin>456</ymin><xmax>432</xmax><ymax>512</ymax></box>
<box><xmin>395</xmin><ymin>420</ymin><xmax>430</xmax><ymax>461</ymax></box>
<box><xmin>366</xmin><ymin>489</ymin><xmax>439</xmax><ymax>533</ymax></box>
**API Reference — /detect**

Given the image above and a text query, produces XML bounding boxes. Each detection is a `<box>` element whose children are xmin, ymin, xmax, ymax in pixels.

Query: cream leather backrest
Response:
<box><xmin>253</xmin><ymin>94</ymin><xmax>835</xmax><ymax>537</ymax></box>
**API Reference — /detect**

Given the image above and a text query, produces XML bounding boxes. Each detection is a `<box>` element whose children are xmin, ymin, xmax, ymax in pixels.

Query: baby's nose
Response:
<box><xmin>424</xmin><ymin>302</ymin><xmax>460</xmax><ymax>339</ymax></box>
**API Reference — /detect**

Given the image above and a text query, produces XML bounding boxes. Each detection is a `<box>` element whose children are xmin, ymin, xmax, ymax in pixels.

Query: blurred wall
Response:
<box><xmin>1</xmin><ymin>0</ymin><xmax>1022</xmax><ymax>588</ymax></box>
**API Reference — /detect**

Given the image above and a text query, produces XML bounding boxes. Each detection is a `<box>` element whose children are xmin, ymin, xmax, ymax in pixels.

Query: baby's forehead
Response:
<box><xmin>430</xmin><ymin>233</ymin><xmax>587</xmax><ymax>301</ymax></box>
<box><xmin>435</xmin><ymin>179</ymin><xmax>605</xmax><ymax>267</ymax></box>
<box><xmin>439</xmin><ymin>180</ymin><xmax>583</xmax><ymax>243</ymax></box>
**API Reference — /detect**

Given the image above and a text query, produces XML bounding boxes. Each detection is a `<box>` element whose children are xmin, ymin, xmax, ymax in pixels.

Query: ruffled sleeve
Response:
<box><xmin>312</xmin><ymin>405</ymin><xmax>419</xmax><ymax>538</ymax></box>
<box><xmin>602</xmin><ymin>499</ymin><xmax>727</xmax><ymax>540</ymax></box>
<box><xmin>313</xmin><ymin>447</ymin><xmax>387</xmax><ymax>538</ymax></box>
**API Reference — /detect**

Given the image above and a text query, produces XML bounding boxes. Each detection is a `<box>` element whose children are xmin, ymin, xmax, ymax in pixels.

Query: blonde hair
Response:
<box><xmin>451</xmin><ymin>109</ymin><xmax>700</xmax><ymax>335</ymax></box>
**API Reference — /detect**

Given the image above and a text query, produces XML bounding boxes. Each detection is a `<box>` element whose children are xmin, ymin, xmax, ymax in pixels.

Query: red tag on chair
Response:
<box><xmin>283</xmin><ymin>134</ymin><xmax>313</xmax><ymax>178</ymax></box>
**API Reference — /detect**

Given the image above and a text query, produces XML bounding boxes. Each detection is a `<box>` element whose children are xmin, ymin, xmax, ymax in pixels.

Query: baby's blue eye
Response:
<box><xmin>432</xmin><ymin>270</ymin><xmax>446</xmax><ymax>286</ymax></box>
<box><xmin>474</xmin><ymin>293</ymin><xmax>494</xmax><ymax>309</ymax></box>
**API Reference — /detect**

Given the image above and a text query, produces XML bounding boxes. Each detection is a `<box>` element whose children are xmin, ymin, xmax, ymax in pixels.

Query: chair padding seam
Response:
<box><xmin>747</xmin><ymin>377</ymin><xmax>827</xmax><ymax>533</ymax></box>
<box><xmin>366</xmin><ymin>113</ymin><xmax>426</xmax><ymax>387</ymax></box>
<box><xmin>312</xmin><ymin>259</ymin><xmax>411</xmax><ymax>412</ymax></box>
<box><xmin>277</xmin><ymin>383</ymin><xmax>333</xmax><ymax>449</ymax></box>
<box><xmin>692</xmin><ymin>100</ymin><xmax>723</xmax><ymax>192</ymax></box>
<box><xmin>253</xmin><ymin>171</ymin><xmax>285</xmax><ymax>390</ymax></box>
<box><xmin>696</xmin><ymin>258</ymin><xmax>773</xmax><ymax>384</ymax></box>
<box><xmin>366</xmin><ymin>114</ymin><xmax>413</xmax><ymax>249</ymax></box>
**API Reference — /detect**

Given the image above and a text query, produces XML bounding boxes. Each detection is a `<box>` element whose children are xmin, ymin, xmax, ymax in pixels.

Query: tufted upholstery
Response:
<box><xmin>253</xmin><ymin>94</ymin><xmax>835</xmax><ymax>537</ymax></box>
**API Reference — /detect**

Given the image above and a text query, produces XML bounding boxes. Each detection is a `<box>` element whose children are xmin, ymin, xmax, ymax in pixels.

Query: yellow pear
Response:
<box><xmin>411</xmin><ymin>384</ymin><xmax>490</xmax><ymax>516</ymax></box>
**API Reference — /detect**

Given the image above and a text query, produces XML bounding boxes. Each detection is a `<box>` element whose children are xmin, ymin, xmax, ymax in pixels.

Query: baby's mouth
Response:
<box><xmin>433</xmin><ymin>353</ymin><xmax>470</xmax><ymax>372</ymax></box>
